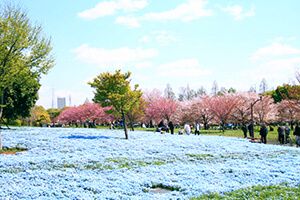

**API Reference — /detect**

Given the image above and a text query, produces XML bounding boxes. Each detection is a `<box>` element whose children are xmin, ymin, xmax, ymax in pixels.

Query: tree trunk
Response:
<box><xmin>221</xmin><ymin>121</ymin><xmax>225</xmax><ymax>132</ymax></box>
<box><xmin>1</xmin><ymin>118</ymin><xmax>10</xmax><ymax>129</ymax></box>
<box><xmin>130</xmin><ymin>121</ymin><xmax>134</xmax><ymax>131</ymax></box>
<box><xmin>122</xmin><ymin>112</ymin><xmax>128</xmax><ymax>139</ymax></box>
<box><xmin>0</xmin><ymin>90</ymin><xmax>3</xmax><ymax>150</ymax></box>
<box><xmin>202</xmin><ymin>115</ymin><xmax>209</xmax><ymax>130</ymax></box>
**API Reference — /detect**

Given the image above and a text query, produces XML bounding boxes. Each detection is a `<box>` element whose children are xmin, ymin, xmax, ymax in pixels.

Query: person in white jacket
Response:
<box><xmin>184</xmin><ymin>123</ymin><xmax>191</xmax><ymax>135</ymax></box>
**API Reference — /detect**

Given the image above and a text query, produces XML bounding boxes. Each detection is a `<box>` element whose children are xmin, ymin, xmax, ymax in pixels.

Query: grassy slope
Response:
<box><xmin>191</xmin><ymin>184</ymin><xmax>300</xmax><ymax>200</ymax></box>
<box><xmin>133</xmin><ymin>126</ymin><xmax>295</xmax><ymax>145</ymax></box>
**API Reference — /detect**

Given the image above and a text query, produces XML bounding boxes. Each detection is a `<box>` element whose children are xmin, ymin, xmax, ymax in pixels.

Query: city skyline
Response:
<box><xmin>14</xmin><ymin>0</ymin><xmax>300</xmax><ymax>108</ymax></box>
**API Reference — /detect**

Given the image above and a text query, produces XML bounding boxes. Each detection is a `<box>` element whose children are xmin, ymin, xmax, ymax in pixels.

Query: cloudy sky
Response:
<box><xmin>16</xmin><ymin>0</ymin><xmax>300</xmax><ymax>108</ymax></box>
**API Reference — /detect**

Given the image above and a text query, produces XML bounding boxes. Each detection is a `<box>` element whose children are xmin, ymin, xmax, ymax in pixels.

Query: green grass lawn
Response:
<box><xmin>0</xmin><ymin>146</ymin><xmax>27</xmax><ymax>155</ymax></box>
<box><xmin>191</xmin><ymin>184</ymin><xmax>300</xmax><ymax>200</ymax></box>
<box><xmin>133</xmin><ymin>126</ymin><xmax>296</xmax><ymax>145</ymax></box>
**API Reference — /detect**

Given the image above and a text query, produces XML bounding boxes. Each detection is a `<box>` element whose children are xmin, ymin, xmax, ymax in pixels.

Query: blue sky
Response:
<box><xmin>14</xmin><ymin>0</ymin><xmax>300</xmax><ymax>108</ymax></box>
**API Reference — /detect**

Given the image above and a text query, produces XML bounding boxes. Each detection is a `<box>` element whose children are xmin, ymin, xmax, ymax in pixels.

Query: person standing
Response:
<box><xmin>284</xmin><ymin>124</ymin><xmax>291</xmax><ymax>144</ymax></box>
<box><xmin>259</xmin><ymin>123</ymin><xmax>268</xmax><ymax>144</ymax></box>
<box><xmin>241</xmin><ymin>124</ymin><xmax>248</xmax><ymax>138</ymax></box>
<box><xmin>195</xmin><ymin>122</ymin><xmax>200</xmax><ymax>135</ymax></box>
<box><xmin>184</xmin><ymin>123</ymin><xmax>191</xmax><ymax>135</ymax></box>
<box><xmin>248</xmin><ymin>123</ymin><xmax>254</xmax><ymax>138</ymax></box>
<box><xmin>293</xmin><ymin>123</ymin><xmax>300</xmax><ymax>147</ymax></box>
<box><xmin>277</xmin><ymin>125</ymin><xmax>285</xmax><ymax>144</ymax></box>
<box><xmin>168</xmin><ymin>121</ymin><xmax>174</xmax><ymax>135</ymax></box>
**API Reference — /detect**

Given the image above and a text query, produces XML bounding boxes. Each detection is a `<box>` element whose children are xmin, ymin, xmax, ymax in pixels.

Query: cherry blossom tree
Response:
<box><xmin>177</xmin><ymin>97</ymin><xmax>214</xmax><ymax>129</ymax></box>
<box><xmin>231</xmin><ymin>92</ymin><xmax>257</xmax><ymax>125</ymax></box>
<box><xmin>58</xmin><ymin>106</ymin><xmax>78</xmax><ymax>124</ymax></box>
<box><xmin>174</xmin><ymin>101</ymin><xmax>195</xmax><ymax>125</ymax></box>
<box><xmin>277</xmin><ymin>99</ymin><xmax>300</xmax><ymax>129</ymax></box>
<box><xmin>143</xmin><ymin>89</ymin><xmax>162</xmax><ymax>126</ymax></box>
<box><xmin>144</xmin><ymin>89</ymin><xmax>178</xmax><ymax>126</ymax></box>
<box><xmin>58</xmin><ymin>103</ymin><xmax>112</xmax><ymax>126</ymax></box>
<box><xmin>207</xmin><ymin>94</ymin><xmax>240</xmax><ymax>131</ymax></box>
<box><xmin>197</xmin><ymin>96</ymin><xmax>215</xmax><ymax>130</ymax></box>
<box><xmin>254</xmin><ymin>95</ymin><xmax>277</xmax><ymax>124</ymax></box>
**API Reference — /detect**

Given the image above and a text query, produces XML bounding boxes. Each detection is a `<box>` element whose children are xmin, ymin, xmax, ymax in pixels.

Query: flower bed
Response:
<box><xmin>0</xmin><ymin>127</ymin><xmax>299</xmax><ymax>199</ymax></box>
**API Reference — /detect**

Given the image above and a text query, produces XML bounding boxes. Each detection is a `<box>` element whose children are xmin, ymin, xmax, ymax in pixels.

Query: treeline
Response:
<box><xmin>10</xmin><ymin>82</ymin><xmax>297</xmax><ymax>132</ymax></box>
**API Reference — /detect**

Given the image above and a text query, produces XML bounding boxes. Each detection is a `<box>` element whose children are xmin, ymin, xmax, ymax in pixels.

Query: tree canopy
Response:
<box><xmin>28</xmin><ymin>105</ymin><xmax>51</xmax><ymax>126</ymax></box>
<box><xmin>270</xmin><ymin>84</ymin><xmax>300</xmax><ymax>103</ymax></box>
<box><xmin>89</xmin><ymin>70</ymin><xmax>142</xmax><ymax>139</ymax></box>
<box><xmin>0</xmin><ymin>5</ymin><xmax>54</xmax><ymax>123</ymax></box>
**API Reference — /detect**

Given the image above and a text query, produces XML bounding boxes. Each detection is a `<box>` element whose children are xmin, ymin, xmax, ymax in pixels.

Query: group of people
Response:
<box><xmin>180</xmin><ymin>123</ymin><xmax>201</xmax><ymax>135</ymax></box>
<box><xmin>154</xmin><ymin>120</ymin><xmax>300</xmax><ymax>147</ymax></box>
<box><xmin>156</xmin><ymin>120</ymin><xmax>201</xmax><ymax>135</ymax></box>
<box><xmin>156</xmin><ymin>120</ymin><xmax>175</xmax><ymax>134</ymax></box>
<box><xmin>258</xmin><ymin>123</ymin><xmax>300</xmax><ymax>146</ymax></box>
<box><xmin>241</xmin><ymin>122</ymin><xmax>295</xmax><ymax>146</ymax></box>
<box><xmin>277</xmin><ymin>124</ymin><xmax>291</xmax><ymax>144</ymax></box>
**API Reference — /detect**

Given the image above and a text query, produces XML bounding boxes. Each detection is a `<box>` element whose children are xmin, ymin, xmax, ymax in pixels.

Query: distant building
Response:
<box><xmin>57</xmin><ymin>97</ymin><xmax>66</xmax><ymax>109</ymax></box>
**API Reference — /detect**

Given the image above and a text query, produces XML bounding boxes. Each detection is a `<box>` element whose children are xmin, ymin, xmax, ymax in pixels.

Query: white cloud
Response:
<box><xmin>139</xmin><ymin>35</ymin><xmax>150</xmax><ymax>43</ymax></box>
<box><xmin>244</xmin><ymin>41</ymin><xmax>300</xmax><ymax>88</ymax></box>
<box><xmin>139</xmin><ymin>31</ymin><xmax>177</xmax><ymax>45</ymax></box>
<box><xmin>144</xmin><ymin>0</ymin><xmax>212</xmax><ymax>22</ymax></box>
<box><xmin>272</xmin><ymin>36</ymin><xmax>297</xmax><ymax>43</ymax></box>
<box><xmin>78</xmin><ymin>0</ymin><xmax>148</xmax><ymax>20</ymax></box>
<box><xmin>251</xmin><ymin>42</ymin><xmax>300</xmax><ymax>61</ymax></box>
<box><xmin>158</xmin><ymin>58</ymin><xmax>211</xmax><ymax>77</ymax></box>
<box><xmin>115</xmin><ymin>16</ymin><xmax>140</xmax><ymax>27</ymax></box>
<box><xmin>242</xmin><ymin>57</ymin><xmax>300</xmax><ymax>88</ymax></box>
<box><xmin>117</xmin><ymin>0</ymin><xmax>212</xmax><ymax>28</ymax></box>
<box><xmin>73</xmin><ymin>44</ymin><xmax>158</xmax><ymax>67</ymax></box>
<box><xmin>154</xmin><ymin>31</ymin><xmax>177</xmax><ymax>45</ymax></box>
<box><xmin>135</xmin><ymin>62</ymin><xmax>152</xmax><ymax>68</ymax></box>
<box><xmin>222</xmin><ymin>5</ymin><xmax>255</xmax><ymax>20</ymax></box>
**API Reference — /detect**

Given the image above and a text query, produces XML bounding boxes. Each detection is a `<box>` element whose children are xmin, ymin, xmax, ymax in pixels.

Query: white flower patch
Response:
<box><xmin>0</xmin><ymin>127</ymin><xmax>300</xmax><ymax>199</ymax></box>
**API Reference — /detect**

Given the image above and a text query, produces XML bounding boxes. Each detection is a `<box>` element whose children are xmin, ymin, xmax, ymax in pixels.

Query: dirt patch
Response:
<box><xmin>0</xmin><ymin>147</ymin><xmax>27</xmax><ymax>155</ymax></box>
<box><xmin>149</xmin><ymin>188</ymin><xmax>171</xmax><ymax>194</ymax></box>
<box><xmin>0</xmin><ymin>151</ymin><xmax>17</xmax><ymax>155</ymax></box>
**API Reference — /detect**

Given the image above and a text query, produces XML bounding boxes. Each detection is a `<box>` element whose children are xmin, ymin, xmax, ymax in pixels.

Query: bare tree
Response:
<box><xmin>249</xmin><ymin>86</ymin><xmax>257</xmax><ymax>93</ymax></box>
<box><xmin>196</xmin><ymin>86</ymin><xmax>207</xmax><ymax>96</ymax></box>
<box><xmin>178</xmin><ymin>85</ymin><xmax>196</xmax><ymax>101</ymax></box>
<box><xmin>296</xmin><ymin>70</ymin><xmax>300</xmax><ymax>84</ymax></box>
<box><xmin>211</xmin><ymin>80</ymin><xmax>219</xmax><ymax>96</ymax></box>
<box><xmin>259</xmin><ymin>78</ymin><xmax>268</xmax><ymax>94</ymax></box>
<box><xmin>164</xmin><ymin>83</ymin><xmax>176</xmax><ymax>100</ymax></box>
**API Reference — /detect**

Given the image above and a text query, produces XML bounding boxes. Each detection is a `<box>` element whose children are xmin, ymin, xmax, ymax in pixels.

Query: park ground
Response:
<box><xmin>1</xmin><ymin>127</ymin><xmax>299</xmax><ymax>199</ymax></box>
<box><xmin>123</xmin><ymin>126</ymin><xmax>297</xmax><ymax>146</ymax></box>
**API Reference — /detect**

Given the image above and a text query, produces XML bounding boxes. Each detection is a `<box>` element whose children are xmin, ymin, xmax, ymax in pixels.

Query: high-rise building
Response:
<box><xmin>69</xmin><ymin>95</ymin><xmax>72</xmax><ymax>107</ymax></box>
<box><xmin>57</xmin><ymin>97</ymin><xmax>66</xmax><ymax>109</ymax></box>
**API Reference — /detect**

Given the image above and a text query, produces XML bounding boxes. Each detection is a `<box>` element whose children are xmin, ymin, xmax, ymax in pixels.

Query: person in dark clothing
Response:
<box><xmin>195</xmin><ymin>122</ymin><xmax>200</xmax><ymax>135</ymax></box>
<box><xmin>284</xmin><ymin>125</ymin><xmax>291</xmax><ymax>144</ymax></box>
<box><xmin>293</xmin><ymin>123</ymin><xmax>300</xmax><ymax>147</ymax></box>
<box><xmin>277</xmin><ymin>125</ymin><xmax>285</xmax><ymax>144</ymax></box>
<box><xmin>168</xmin><ymin>121</ymin><xmax>174</xmax><ymax>135</ymax></box>
<box><xmin>241</xmin><ymin>124</ymin><xmax>248</xmax><ymax>138</ymax></box>
<box><xmin>158</xmin><ymin>120</ymin><xmax>164</xmax><ymax>128</ymax></box>
<box><xmin>259</xmin><ymin>123</ymin><xmax>268</xmax><ymax>144</ymax></box>
<box><xmin>248</xmin><ymin>123</ymin><xmax>254</xmax><ymax>138</ymax></box>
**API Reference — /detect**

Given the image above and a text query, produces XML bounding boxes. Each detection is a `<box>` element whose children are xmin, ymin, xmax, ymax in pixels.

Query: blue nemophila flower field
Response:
<box><xmin>0</xmin><ymin>127</ymin><xmax>300</xmax><ymax>199</ymax></box>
